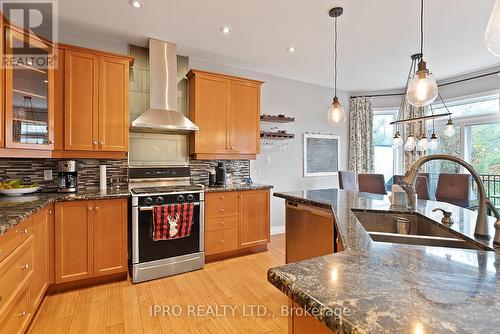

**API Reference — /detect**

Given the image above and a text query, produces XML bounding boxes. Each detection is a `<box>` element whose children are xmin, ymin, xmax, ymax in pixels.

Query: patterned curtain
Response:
<box><xmin>402</xmin><ymin>103</ymin><xmax>426</xmax><ymax>170</ymax></box>
<box><xmin>348</xmin><ymin>97</ymin><xmax>374</xmax><ymax>173</ymax></box>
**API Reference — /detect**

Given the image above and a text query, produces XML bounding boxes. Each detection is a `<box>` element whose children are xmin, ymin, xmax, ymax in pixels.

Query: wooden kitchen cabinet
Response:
<box><xmin>61</xmin><ymin>46</ymin><xmax>131</xmax><ymax>156</ymax></box>
<box><xmin>55</xmin><ymin>200</ymin><xmax>93</xmax><ymax>283</ymax></box>
<box><xmin>30</xmin><ymin>206</ymin><xmax>53</xmax><ymax>311</ymax></box>
<box><xmin>63</xmin><ymin>49</ymin><xmax>99</xmax><ymax>151</ymax></box>
<box><xmin>188</xmin><ymin>70</ymin><xmax>263</xmax><ymax>160</ymax></box>
<box><xmin>204</xmin><ymin>189</ymin><xmax>270</xmax><ymax>260</ymax></box>
<box><xmin>239</xmin><ymin>189</ymin><xmax>270</xmax><ymax>248</ymax></box>
<box><xmin>92</xmin><ymin>199</ymin><xmax>128</xmax><ymax>276</ymax></box>
<box><xmin>97</xmin><ymin>57</ymin><xmax>129</xmax><ymax>152</ymax></box>
<box><xmin>3</xmin><ymin>25</ymin><xmax>55</xmax><ymax>151</ymax></box>
<box><xmin>55</xmin><ymin>199</ymin><xmax>128</xmax><ymax>283</ymax></box>
<box><xmin>0</xmin><ymin>15</ymin><xmax>4</xmax><ymax>149</ymax></box>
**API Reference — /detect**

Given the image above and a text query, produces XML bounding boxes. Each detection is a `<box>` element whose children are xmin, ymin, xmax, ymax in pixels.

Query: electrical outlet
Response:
<box><xmin>266</xmin><ymin>156</ymin><xmax>272</xmax><ymax>165</ymax></box>
<box><xmin>43</xmin><ymin>169</ymin><xmax>52</xmax><ymax>181</ymax></box>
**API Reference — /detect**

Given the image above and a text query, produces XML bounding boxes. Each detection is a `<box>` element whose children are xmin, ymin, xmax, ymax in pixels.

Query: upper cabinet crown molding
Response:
<box><xmin>187</xmin><ymin>69</ymin><xmax>263</xmax><ymax>160</ymax></box>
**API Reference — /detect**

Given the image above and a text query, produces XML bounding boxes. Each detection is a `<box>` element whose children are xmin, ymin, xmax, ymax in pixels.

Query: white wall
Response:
<box><xmin>189</xmin><ymin>58</ymin><xmax>350</xmax><ymax>233</ymax></box>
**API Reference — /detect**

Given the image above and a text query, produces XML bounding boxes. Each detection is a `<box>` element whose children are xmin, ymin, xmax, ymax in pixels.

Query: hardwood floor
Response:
<box><xmin>28</xmin><ymin>234</ymin><xmax>287</xmax><ymax>334</ymax></box>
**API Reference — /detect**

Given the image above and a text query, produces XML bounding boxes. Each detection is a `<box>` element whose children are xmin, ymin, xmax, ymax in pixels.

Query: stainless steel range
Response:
<box><xmin>129</xmin><ymin>166</ymin><xmax>204</xmax><ymax>283</ymax></box>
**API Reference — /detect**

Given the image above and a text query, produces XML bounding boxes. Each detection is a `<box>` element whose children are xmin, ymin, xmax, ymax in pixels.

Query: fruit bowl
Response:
<box><xmin>0</xmin><ymin>187</ymin><xmax>40</xmax><ymax>197</ymax></box>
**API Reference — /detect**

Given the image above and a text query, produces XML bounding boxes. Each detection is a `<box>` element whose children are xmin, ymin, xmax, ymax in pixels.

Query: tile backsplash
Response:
<box><xmin>190</xmin><ymin>160</ymin><xmax>250</xmax><ymax>185</ymax></box>
<box><xmin>0</xmin><ymin>158</ymin><xmax>128</xmax><ymax>190</ymax></box>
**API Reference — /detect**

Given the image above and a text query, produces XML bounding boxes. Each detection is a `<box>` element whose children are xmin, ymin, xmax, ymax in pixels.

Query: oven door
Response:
<box><xmin>133</xmin><ymin>202</ymin><xmax>203</xmax><ymax>263</ymax></box>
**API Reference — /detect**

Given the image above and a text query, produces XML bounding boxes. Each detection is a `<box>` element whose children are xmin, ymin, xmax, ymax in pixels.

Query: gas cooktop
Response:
<box><xmin>130</xmin><ymin>184</ymin><xmax>204</xmax><ymax>195</ymax></box>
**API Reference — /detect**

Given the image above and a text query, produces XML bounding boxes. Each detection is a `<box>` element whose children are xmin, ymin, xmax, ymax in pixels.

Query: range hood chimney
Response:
<box><xmin>130</xmin><ymin>39</ymin><xmax>199</xmax><ymax>133</ymax></box>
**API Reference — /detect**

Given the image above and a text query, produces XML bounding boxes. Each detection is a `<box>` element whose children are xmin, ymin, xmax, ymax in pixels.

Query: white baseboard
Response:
<box><xmin>270</xmin><ymin>225</ymin><xmax>285</xmax><ymax>235</ymax></box>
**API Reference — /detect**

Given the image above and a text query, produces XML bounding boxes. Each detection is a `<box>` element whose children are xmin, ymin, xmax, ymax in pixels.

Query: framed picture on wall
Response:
<box><xmin>303</xmin><ymin>133</ymin><xmax>340</xmax><ymax>177</ymax></box>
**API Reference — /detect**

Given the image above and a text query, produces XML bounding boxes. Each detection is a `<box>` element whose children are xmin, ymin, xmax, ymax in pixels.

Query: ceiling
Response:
<box><xmin>58</xmin><ymin>0</ymin><xmax>500</xmax><ymax>92</ymax></box>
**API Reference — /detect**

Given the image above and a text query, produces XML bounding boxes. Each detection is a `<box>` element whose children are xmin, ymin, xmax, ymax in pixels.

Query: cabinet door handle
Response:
<box><xmin>220</xmin><ymin>221</ymin><xmax>225</xmax><ymax>225</ymax></box>
<box><xmin>220</xmin><ymin>239</ymin><xmax>224</xmax><ymax>244</ymax></box>
<box><xmin>220</xmin><ymin>196</ymin><xmax>225</xmax><ymax>200</ymax></box>
<box><xmin>88</xmin><ymin>206</ymin><xmax>93</xmax><ymax>211</ymax></box>
<box><xmin>17</xmin><ymin>311</ymin><xmax>28</xmax><ymax>317</ymax></box>
<box><xmin>95</xmin><ymin>206</ymin><xmax>99</xmax><ymax>210</ymax></box>
<box><xmin>93</xmin><ymin>141</ymin><xmax>98</xmax><ymax>146</ymax></box>
<box><xmin>99</xmin><ymin>141</ymin><xmax>104</xmax><ymax>148</ymax></box>
<box><xmin>220</xmin><ymin>208</ymin><xmax>225</xmax><ymax>213</ymax></box>
<box><xmin>19</xmin><ymin>264</ymin><xmax>30</xmax><ymax>270</ymax></box>
<box><xmin>230</xmin><ymin>146</ymin><xmax>234</xmax><ymax>150</ymax></box>
<box><xmin>20</xmin><ymin>229</ymin><xmax>28</xmax><ymax>234</ymax></box>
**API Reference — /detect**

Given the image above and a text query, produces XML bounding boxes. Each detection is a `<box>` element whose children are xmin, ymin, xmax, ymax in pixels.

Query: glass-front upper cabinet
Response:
<box><xmin>4</xmin><ymin>26</ymin><xmax>54</xmax><ymax>150</ymax></box>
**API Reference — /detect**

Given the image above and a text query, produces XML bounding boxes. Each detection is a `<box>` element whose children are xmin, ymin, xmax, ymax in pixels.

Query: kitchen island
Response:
<box><xmin>269</xmin><ymin>189</ymin><xmax>499</xmax><ymax>333</ymax></box>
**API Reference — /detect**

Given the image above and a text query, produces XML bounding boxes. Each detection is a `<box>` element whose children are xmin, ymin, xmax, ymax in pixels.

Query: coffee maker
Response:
<box><xmin>57</xmin><ymin>160</ymin><xmax>77</xmax><ymax>193</ymax></box>
<box><xmin>215</xmin><ymin>162</ymin><xmax>227</xmax><ymax>186</ymax></box>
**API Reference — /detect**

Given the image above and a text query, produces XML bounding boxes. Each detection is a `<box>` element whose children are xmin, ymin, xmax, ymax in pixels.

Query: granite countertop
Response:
<box><xmin>0</xmin><ymin>188</ymin><xmax>130</xmax><ymax>236</ymax></box>
<box><xmin>204</xmin><ymin>183</ymin><xmax>273</xmax><ymax>192</ymax></box>
<box><xmin>269</xmin><ymin>189</ymin><xmax>500</xmax><ymax>333</ymax></box>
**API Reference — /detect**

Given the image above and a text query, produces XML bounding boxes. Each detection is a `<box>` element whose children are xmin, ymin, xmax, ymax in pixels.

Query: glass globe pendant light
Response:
<box><xmin>405</xmin><ymin>134</ymin><xmax>416</xmax><ymax>151</ymax></box>
<box><xmin>485</xmin><ymin>0</ymin><xmax>500</xmax><ymax>57</ymax></box>
<box><xmin>393</xmin><ymin>130</ymin><xmax>403</xmax><ymax>148</ymax></box>
<box><xmin>428</xmin><ymin>132</ymin><xmax>438</xmax><ymax>150</ymax></box>
<box><xmin>406</xmin><ymin>0</ymin><xmax>438</xmax><ymax>107</ymax></box>
<box><xmin>327</xmin><ymin>7</ymin><xmax>346</xmax><ymax>127</ymax></box>
<box><xmin>416</xmin><ymin>134</ymin><xmax>429</xmax><ymax>151</ymax></box>
<box><xmin>443</xmin><ymin>116</ymin><xmax>456</xmax><ymax>137</ymax></box>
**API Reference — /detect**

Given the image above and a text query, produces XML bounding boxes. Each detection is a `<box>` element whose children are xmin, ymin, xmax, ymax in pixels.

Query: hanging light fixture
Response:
<box><xmin>406</xmin><ymin>0</ymin><xmax>438</xmax><ymax>107</ymax></box>
<box><xmin>327</xmin><ymin>7</ymin><xmax>346</xmax><ymax>127</ymax></box>
<box><xmin>405</xmin><ymin>134</ymin><xmax>416</xmax><ymax>151</ymax></box>
<box><xmin>485</xmin><ymin>0</ymin><xmax>500</xmax><ymax>57</ymax></box>
<box><xmin>443</xmin><ymin>116</ymin><xmax>456</xmax><ymax>137</ymax></box>
<box><xmin>393</xmin><ymin>131</ymin><xmax>403</xmax><ymax>148</ymax></box>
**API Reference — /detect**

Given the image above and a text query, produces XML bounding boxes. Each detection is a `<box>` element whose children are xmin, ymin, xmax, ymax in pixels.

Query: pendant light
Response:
<box><xmin>443</xmin><ymin>116</ymin><xmax>456</xmax><ymax>137</ymax></box>
<box><xmin>486</xmin><ymin>0</ymin><xmax>500</xmax><ymax>57</ymax></box>
<box><xmin>406</xmin><ymin>0</ymin><xmax>438</xmax><ymax>107</ymax></box>
<box><xmin>327</xmin><ymin>7</ymin><xmax>346</xmax><ymax>127</ymax></box>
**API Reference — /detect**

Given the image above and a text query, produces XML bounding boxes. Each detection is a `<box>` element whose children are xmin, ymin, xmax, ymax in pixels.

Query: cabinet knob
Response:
<box><xmin>220</xmin><ymin>239</ymin><xmax>224</xmax><ymax>244</ymax></box>
<box><xmin>93</xmin><ymin>141</ymin><xmax>98</xmax><ymax>146</ymax></box>
<box><xmin>19</xmin><ymin>264</ymin><xmax>30</xmax><ymax>270</ymax></box>
<box><xmin>230</xmin><ymin>146</ymin><xmax>234</xmax><ymax>150</ymax></box>
<box><xmin>48</xmin><ymin>140</ymin><xmax>54</xmax><ymax>144</ymax></box>
<box><xmin>88</xmin><ymin>206</ymin><xmax>93</xmax><ymax>211</ymax></box>
<box><xmin>49</xmin><ymin>210</ymin><xmax>52</xmax><ymax>215</ymax></box>
<box><xmin>220</xmin><ymin>208</ymin><xmax>225</xmax><ymax>213</ymax></box>
<box><xmin>17</xmin><ymin>311</ymin><xmax>28</xmax><ymax>317</ymax></box>
<box><xmin>99</xmin><ymin>141</ymin><xmax>104</xmax><ymax>148</ymax></box>
<box><xmin>95</xmin><ymin>206</ymin><xmax>99</xmax><ymax>210</ymax></box>
<box><xmin>20</xmin><ymin>229</ymin><xmax>28</xmax><ymax>234</ymax></box>
<box><xmin>220</xmin><ymin>221</ymin><xmax>225</xmax><ymax>225</ymax></box>
<box><xmin>220</xmin><ymin>196</ymin><xmax>225</xmax><ymax>200</ymax></box>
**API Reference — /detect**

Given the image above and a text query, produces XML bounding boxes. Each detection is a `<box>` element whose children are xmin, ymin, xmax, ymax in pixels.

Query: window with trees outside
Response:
<box><xmin>425</xmin><ymin>94</ymin><xmax>500</xmax><ymax>206</ymax></box>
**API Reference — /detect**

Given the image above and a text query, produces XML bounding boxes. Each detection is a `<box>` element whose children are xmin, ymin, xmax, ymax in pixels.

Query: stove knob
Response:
<box><xmin>156</xmin><ymin>196</ymin><xmax>164</xmax><ymax>204</ymax></box>
<box><xmin>145</xmin><ymin>197</ymin><xmax>153</xmax><ymax>205</ymax></box>
<box><xmin>177</xmin><ymin>195</ymin><xmax>185</xmax><ymax>202</ymax></box>
<box><xmin>187</xmin><ymin>194</ymin><xmax>195</xmax><ymax>202</ymax></box>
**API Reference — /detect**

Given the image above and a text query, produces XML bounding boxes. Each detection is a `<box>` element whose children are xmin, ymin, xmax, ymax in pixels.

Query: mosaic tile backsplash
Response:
<box><xmin>190</xmin><ymin>160</ymin><xmax>250</xmax><ymax>185</ymax></box>
<box><xmin>0</xmin><ymin>158</ymin><xmax>128</xmax><ymax>190</ymax></box>
<box><xmin>0</xmin><ymin>158</ymin><xmax>250</xmax><ymax>189</ymax></box>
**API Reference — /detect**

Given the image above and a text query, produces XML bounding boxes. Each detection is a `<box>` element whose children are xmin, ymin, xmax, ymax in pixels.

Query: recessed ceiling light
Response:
<box><xmin>129</xmin><ymin>0</ymin><xmax>143</xmax><ymax>8</ymax></box>
<box><xmin>220</xmin><ymin>26</ymin><xmax>231</xmax><ymax>35</ymax></box>
<box><xmin>287</xmin><ymin>46</ymin><xmax>296</xmax><ymax>53</ymax></box>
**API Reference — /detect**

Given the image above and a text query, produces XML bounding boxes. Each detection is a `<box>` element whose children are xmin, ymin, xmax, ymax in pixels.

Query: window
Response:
<box><xmin>372</xmin><ymin>113</ymin><xmax>395</xmax><ymax>185</ymax></box>
<box><xmin>425</xmin><ymin>94</ymin><xmax>500</xmax><ymax>205</ymax></box>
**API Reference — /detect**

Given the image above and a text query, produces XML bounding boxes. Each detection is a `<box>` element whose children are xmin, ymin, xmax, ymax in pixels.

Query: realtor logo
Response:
<box><xmin>1</xmin><ymin>0</ymin><xmax>58</xmax><ymax>69</ymax></box>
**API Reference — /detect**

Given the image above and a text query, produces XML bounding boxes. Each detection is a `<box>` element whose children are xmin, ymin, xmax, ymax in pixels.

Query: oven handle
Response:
<box><xmin>139</xmin><ymin>202</ymin><xmax>201</xmax><ymax>211</ymax></box>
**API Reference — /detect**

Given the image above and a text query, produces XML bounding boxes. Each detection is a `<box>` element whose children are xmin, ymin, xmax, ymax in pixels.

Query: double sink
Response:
<box><xmin>353</xmin><ymin>210</ymin><xmax>495</xmax><ymax>251</ymax></box>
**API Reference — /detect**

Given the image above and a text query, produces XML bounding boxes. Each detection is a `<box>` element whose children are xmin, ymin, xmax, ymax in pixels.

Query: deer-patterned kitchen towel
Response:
<box><xmin>152</xmin><ymin>203</ymin><xmax>195</xmax><ymax>241</ymax></box>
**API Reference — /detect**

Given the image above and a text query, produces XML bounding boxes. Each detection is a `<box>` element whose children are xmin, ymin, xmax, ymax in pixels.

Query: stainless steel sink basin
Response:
<box><xmin>352</xmin><ymin>211</ymin><xmax>491</xmax><ymax>251</ymax></box>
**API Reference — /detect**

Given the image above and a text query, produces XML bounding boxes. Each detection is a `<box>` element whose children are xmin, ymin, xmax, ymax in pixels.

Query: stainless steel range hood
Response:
<box><xmin>130</xmin><ymin>39</ymin><xmax>199</xmax><ymax>134</ymax></box>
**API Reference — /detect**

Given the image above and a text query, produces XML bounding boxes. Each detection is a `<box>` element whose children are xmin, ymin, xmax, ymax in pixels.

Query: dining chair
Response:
<box><xmin>358</xmin><ymin>173</ymin><xmax>387</xmax><ymax>195</ymax></box>
<box><xmin>435</xmin><ymin>173</ymin><xmax>472</xmax><ymax>208</ymax></box>
<box><xmin>338</xmin><ymin>171</ymin><xmax>358</xmax><ymax>191</ymax></box>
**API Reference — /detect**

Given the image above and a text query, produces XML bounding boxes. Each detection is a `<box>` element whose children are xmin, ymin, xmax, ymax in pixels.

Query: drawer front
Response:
<box><xmin>205</xmin><ymin>228</ymin><xmax>239</xmax><ymax>256</ymax></box>
<box><xmin>205</xmin><ymin>216</ymin><xmax>238</xmax><ymax>232</ymax></box>
<box><xmin>0</xmin><ymin>237</ymin><xmax>33</xmax><ymax>318</ymax></box>
<box><xmin>0</xmin><ymin>219</ymin><xmax>32</xmax><ymax>264</ymax></box>
<box><xmin>0</xmin><ymin>288</ymin><xmax>30</xmax><ymax>334</ymax></box>
<box><xmin>205</xmin><ymin>202</ymin><xmax>239</xmax><ymax>219</ymax></box>
<box><xmin>205</xmin><ymin>191</ymin><xmax>239</xmax><ymax>206</ymax></box>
